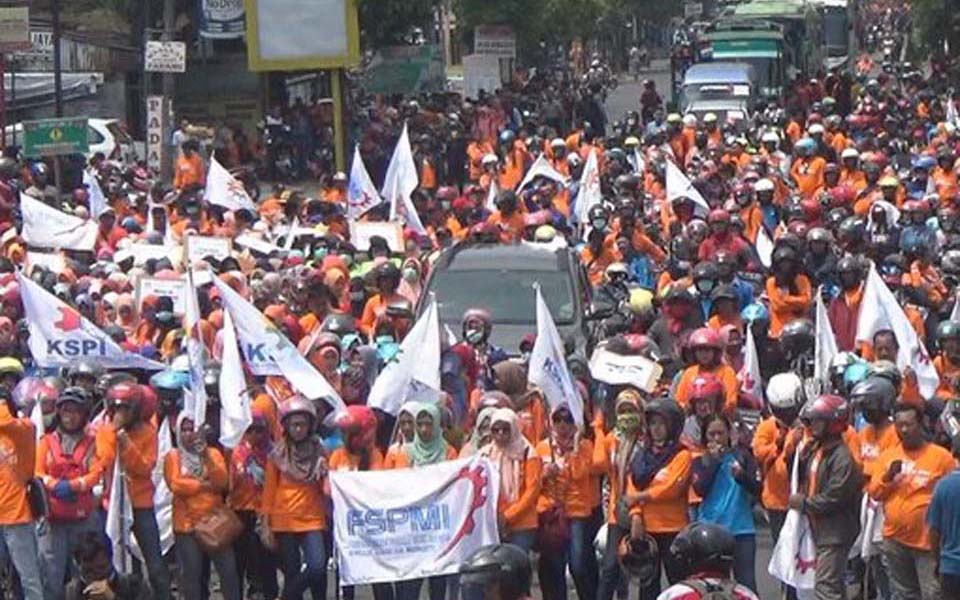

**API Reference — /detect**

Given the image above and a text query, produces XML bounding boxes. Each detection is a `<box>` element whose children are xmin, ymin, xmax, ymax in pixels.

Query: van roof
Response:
<box><xmin>682</xmin><ymin>62</ymin><xmax>757</xmax><ymax>84</ymax></box>
<box><xmin>732</xmin><ymin>0</ymin><xmax>810</xmax><ymax>19</ymax></box>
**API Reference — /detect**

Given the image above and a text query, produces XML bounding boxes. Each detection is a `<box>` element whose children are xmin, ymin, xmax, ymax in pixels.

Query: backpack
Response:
<box><xmin>45</xmin><ymin>433</ymin><xmax>95</xmax><ymax>523</ymax></box>
<box><xmin>680</xmin><ymin>578</ymin><xmax>739</xmax><ymax>600</ymax></box>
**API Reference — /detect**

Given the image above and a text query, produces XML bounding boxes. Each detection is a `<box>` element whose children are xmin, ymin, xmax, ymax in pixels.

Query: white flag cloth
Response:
<box><xmin>153</xmin><ymin>418</ymin><xmax>175</xmax><ymax>555</ymax></box>
<box><xmin>29</xmin><ymin>400</ymin><xmax>43</xmax><ymax>443</ymax></box>
<box><xmin>528</xmin><ymin>287</ymin><xmax>584</xmax><ymax>429</ymax></box>
<box><xmin>768</xmin><ymin>445</ymin><xmax>818</xmax><ymax>596</ymax></box>
<box><xmin>203</xmin><ymin>156</ymin><xmax>257</xmax><ymax>212</ymax></box>
<box><xmin>17</xmin><ymin>273</ymin><xmax>165</xmax><ymax>370</ymax></box>
<box><xmin>382</xmin><ymin>123</ymin><xmax>426</xmax><ymax>235</ymax></box>
<box><xmin>516</xmin><ymin>153</ymin><xmax>570</xmax><ymax>193</ymax></box>
<box><xmin>184</xmin><ymin>270</ymin><xmax>208</xmax><ymax>427</ymax></box>
<box><xmin>948</xmin><ymin>98</ymin><xmax>959</xmax><ymax>128</ymax></box>
<box><xmin>368</xmin><ymin>301</ymin><xmax>441</xmax><ymax>415</ymax></box>
<box><xmin>739</xmin><ymin>326</ymin><xmax>763</xmax><ymax>400</ymax></box>
<box><xmin>331</xmin><ymin>456</ymin><xmax>500</xmax><ymax>585</ymax></box>
<box><xmin>665</xmin><ymin>160</ymin><xmax>710</xmax><ymax>215</ymax></box>
<box><xmin>951</xmin><ymin>292</ymin><xmax>960</xmax><ymax>323</ymax></box>
<box><xmin>212</xmin><ymin>278</ymin><xmax>347</xmax><ymax>419</ymax></box>
<box><xmin>756</xmin><ymin>227</ymin><xmax>774</xmax><ymax>268</ymax></box>
<box><xmin>84</xmin><ymin>169</ymin><xmax>108</xmax><ymax>220</ymax></box>
<box><xmin>105</xmin><ymin>455</ymin><xmax>135</xmax><ymax>574</ymax></box>
<box><xmin>20</xmin><ymin>193</ymin><xmax>98</xmax><ymax>251</ymax></box>
<box><xmin>814</xmin><ymin>291</ymin><xmax>839</xmax><ymax>387</ymax></box>
<box><xmin>630</xmin><ymin>148</ymin><xmax>646</xmax><ymax>175</ymax></box>
<box><xmin>573</xmin><ymin>149</ymin><xmax>602</xmax><ymax>225</ymax></box>
<box><xmin>219</xmin><ymin>308</ymin><xmax>252</xmax><ymax>449</ymax></box>
<box><xmin>856</xmin><ymin>264</ymin><xmax>940</xmax><ymax>399</ymax></box>
<box><xmin>485</xmin><ymin>178</ymin><xmax>499</xmax><ymax>212</ymax></box>
<box><xmin>347</xmin><ymin>145</ymin><xmax>383</xmax><ymax>220</ymax></box>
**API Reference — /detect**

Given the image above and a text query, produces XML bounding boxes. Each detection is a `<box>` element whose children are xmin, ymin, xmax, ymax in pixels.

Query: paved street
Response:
<box><xmin>604</xmin><ymin>59</ymin><xmax>674</xmax><ymax>124</ymax></box>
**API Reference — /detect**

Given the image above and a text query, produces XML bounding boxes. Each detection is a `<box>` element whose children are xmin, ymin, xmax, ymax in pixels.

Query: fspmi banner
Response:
<box><xmin>331</xmin><ymin>457</ymin><xmax>500</xmax><ymax>585</ymax></box>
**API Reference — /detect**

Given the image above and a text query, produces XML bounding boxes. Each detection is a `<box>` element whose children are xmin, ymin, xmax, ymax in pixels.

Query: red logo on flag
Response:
<box><xmin>54</xmin><ymin>306</ymin><xmax>82</xmax><ymax>332</ymax></box>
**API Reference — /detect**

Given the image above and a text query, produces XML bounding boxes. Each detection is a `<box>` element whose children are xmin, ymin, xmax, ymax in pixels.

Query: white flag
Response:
<box><xmin>573</xmin><ymin>149</ymin><xmax>602</xmax><ymax>225</ymax></box>
<box><xmin>203</xmin><ymin>156</ymin><xmax>257</xmax><ymax>212</ymax></box>
<box><xmin>814</xmin><ymin>291</ymin><xmax>838</xmax><ymax>387</ymax></box>
<box><xmin>516</xmin><ymin>153</ymin><xmax>570</xmax><ymax>193</ymax></box>
<box><xmin>212</xmin><ymin>278</ymin><xmax>347</xmax><ymax>420</ymax></box>
<box><xmin>739</xmin><ymin>325</ymin><xmax>763</xmax><ymax>401</ymax></box>
<box><xmin>951</xmin><ymin>292</ymin><xmax>960</xmax><ymax>323</ymax></box>
<box><xmin>84</xmin><ymin>169</ymin><xmax>108</xmax><ymax>220</ymax></box>
<box><xmin>20</xmin><ymin>193</ymin><xmax>98</xmax><ymax>251</ymax></box>
<box><xmin>756</xmin><ymin>227</ymin><xmax>774</xmax><ymax>269</ymax></box>
<box><xmin>219</xmin><ymin>308</ymin><xmax>252</xmax><ymax>449</ymax></box>
<box><xmin>105</xmin><ymin>455</ymin><xmax>135</xmax><ymax>574</ymax></box>
<box><xmin>184</xmin><ymin>269</ymin><xmax>208</xmax><ymax>427</ymax></box>
<box><xmin>153</xmin><ymin>418</ymin><xmax>175</xmax><ymax>555</ymax></box>
<box><xmin>665</xmin><ymin>159</ymin><xmax>710</xmax><ymax>215</ymax></box>
<box><xmin>17</xmin><ymin>273</ymin><xmax>165</xmax><ymax>370</ymax></box>
<box><xmin>528</xmin><ymin>287</ymin><xmax>583</xmax><ymax>429</ymax></box>
<box><xmin>630</xmin><ymin>148</ymin><xmax>646</xmax><ymax>175</ymax></box>
<box><xmin>29</xmin><ymin>400</ymin><xmax>43</xmax><ymax>443</ymax></box>
<box><xmin>485</xmin><ymin>178</ymin><xmax>500</xmax><ymax>212</ymax></box>
<box><xmin>347</xmin><ymin>145</ymin><xmax>383</xmax><ymax>220</ymax></box>
<box><xmin>856</xmin><ymin>264</ymin><xmax>940</xmax><ymax>398</ymax></box>
<box><xmin>382</xmin><ymin>123</ymin><xmax>426</xmax><ymax>235</ymax></box>
<box><xmin>948</xmin><ymin>98</ymin><xmax>959</xmax><ymax>128</ymax></box>
<box><xmin>368</xmin><ymin>301</ymin><xmax>441</xmax><ymax>415</ymax></box>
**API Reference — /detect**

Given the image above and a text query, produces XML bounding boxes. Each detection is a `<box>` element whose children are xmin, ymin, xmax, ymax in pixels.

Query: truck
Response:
<box><xmin>810</xmin><ymin>0</ymin><xmax>856</xmax><ymax>69</ymax></box>
<box><xmin>699</xmin><ymin>21</ymin><xmax>788</xmax><ymax>100</ymax></box>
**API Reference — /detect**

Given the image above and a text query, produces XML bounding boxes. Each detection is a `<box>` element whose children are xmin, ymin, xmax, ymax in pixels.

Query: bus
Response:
<box><xmin>700</xmin><ymin>21</ymin><xmax>788</xmax><ymax>100</ymax></box>
<box><xmin>725</xmin><ymin>0</ymin><xmax>825</xmax><ymax>78</ymax></box>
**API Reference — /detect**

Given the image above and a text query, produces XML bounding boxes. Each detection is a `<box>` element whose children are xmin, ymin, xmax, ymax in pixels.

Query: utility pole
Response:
<box><xmin>51</xmin><ymin>0</ymin><xmax>62</xmax><ymax>117</ymax></box>
<box><xmin>161</xmin><ymin>0</ymin><xmax>175</xmax><ymax>181</ymax></box>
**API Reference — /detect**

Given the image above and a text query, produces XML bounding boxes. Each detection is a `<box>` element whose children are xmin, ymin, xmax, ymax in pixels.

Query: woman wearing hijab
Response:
<box><xmin>384</xmin><ymin>401</ymin><xmax>420</xmax><ymax>468</ymax></box>
<box><xmin>593</xmin><ymin>387</ymin><xmax>647</xmax><ymax>600</ymax></box>
<box><xmin>459</xmin><ymin>405</ymin><xmax>498</xmax><ymax>458</ymax></box>
<box><xmin>536</xmin><ymin>404</ymin><xmax>600</xmax><ymax>600</ymax></box>
<box><xmin>164</xmin><ymin>414</ymin><xmax>241</xmax><ymax>600</ymax></box>
<box><xmin>479</xmin><ymin>408</ymin><xmax>542</xmax><ymax>551</ymax></box>
<box><xmin>229</xmin><ymin>411</ymin><xmax>279</xmax><ymax>600</ymax></box>
<box><xmin>397</xmin><ymin>257</ymin><xmax>424</xmax><ymax>305</ymax></box>
<box><xmin>492</xmin><ymin>361</ymin><xmax>546</xmax><ymax>443</ymax></box>
<box><xmin>390</xmin><ymin>403</ymin><xmax>458</xmax><ymax>600</ymax></box>
<box><xmin>262</xmin><ymin>397</ymin><xmax>329</xmax><ymax>600</ymax></box>
<box><xmin>115</xmin><ymin>293</ymin><xmax>137</xmax><ymax>336</ymax></box>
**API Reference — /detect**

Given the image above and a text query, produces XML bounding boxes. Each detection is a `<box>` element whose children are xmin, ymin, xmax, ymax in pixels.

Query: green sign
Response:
<box><xmin>23</xmin><ymin>118</ymin><xmax>89</xmax><ymax>158</ymax></box>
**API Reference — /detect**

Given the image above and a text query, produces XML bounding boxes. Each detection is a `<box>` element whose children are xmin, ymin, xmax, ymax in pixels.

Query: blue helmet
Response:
<box><xmin>843</xmin><ymin>362</ymin><xmax>871</xmax><ymax>392</ymax></box>
<box><xmin>149</xmin><ymin>369</ymin><xmax>190</xmax><ymax>392</ymax></box>
<box><xmin>741</xmin><ymin>302</ymin><xmax>769</xmax><ymax>324</ymax></box>
<box><xmin>913</xmin><ymin>155</ymin><xmax>936</xmax><ymax>171</ymax></box>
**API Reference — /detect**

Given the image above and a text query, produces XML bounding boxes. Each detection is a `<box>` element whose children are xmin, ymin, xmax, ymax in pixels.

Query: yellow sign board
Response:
<box><xmin>244</xmin><ymin>0</ymin><xmax>360</xmax><ymax>71</ymax></box>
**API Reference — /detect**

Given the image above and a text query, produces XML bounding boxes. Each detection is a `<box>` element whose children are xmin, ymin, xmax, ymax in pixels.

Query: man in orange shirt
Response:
<box><xmin>851</xmin><ymin>377</ymin><xmax>901</xmax><ymax>483</ymax></box>
<box><xmin>839</xmin><ymin>147</ymin><xmax>868</xmax><ymax>192</ymax></box>
<box><xmin>674</xmin><ymin>328</ymin><xmax>739</xmax><ymax>415</ymax></box>
<box><xmin>790</xmin><ymin>138</ymin><xmax>827</xmax><ymax>200</ymax></box>
<box><xmin>486</xmin><ymin>191</ymin><xmax>525</xmax><ymax>244</ymax></box>
<box><xmin>934</xmin><ymin>321</ymin><xmax>960</xmax><ymax>400</ymax></box>
<box><xmin>754</xmin><ymin>374</ymin><xmax>803</xmax><ymax>545</ymax></box>
<box><xmin>173</xmin><ymin>140</ymin><xmax>205</xmax><ymax>190</ymax></box>
<box><xmin>765</xmin><ymin>245</ymin><xmax>812</xmax><ymax>338</ymax></box>
<box><xmin>868</xmin><ymin>403</ymin><xmax>956</xmax><ymax>600</ymax></box>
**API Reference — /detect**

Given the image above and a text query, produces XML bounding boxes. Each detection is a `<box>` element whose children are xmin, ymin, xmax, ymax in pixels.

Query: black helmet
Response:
<box><xmin>838</xmin><ymin>216</ymin><xmax>865</xmax><ymax>242</ymax></box>
<box><xmin>68</xmin><ymin>361</ymin><xmax>102</xmax><ymax>383</ymax></box>
<box><xmin>669</xmin><ymin>522</ymin><xmax>736</xmax><ymax>578</ymax></box>
<box><xmin>691</xmin><ymin>261</ymin><xmax>718</xmax><ymax>282</ymax></box>
<box><xmin>588</xmin><ymin>204</ymin><xmax>610</xmax><ymax>224</ymax></box>
<box><xmin>850</xmin><ymin>376</ymin><xmax>897</xmax><ymax>415</ymax></box>
<box><xmin>643</xmin><ymin>397</ymin><xmax>683</xmax><ymax>439</ymax></box>
<box><xmin>377</xmin><ymin>262</ymin><xmax>401</xmax><ymax>283</ymax></box>
<box><xmin>321</xmin><ymin>313</ymin><xmax>357</xmax><ymax>337</ymax></box>
<box><xmin>779</xmin><ymin>319</ymin><xmax>815</xmax><ymax>355</ymax></box>
<box><xmin>459</xmin><ymin>544</ymin><xmax>531</xmax><ymax>600</ymax></box>
<box><xmin>836</xmin><ymin>255</ymin><xmax>862</xmax><ymax>275</ymax></box>
<box><xmin>710</xmin><ymin>284</ymin><xmax>737</xmax><ymax>303</ymax></box>
<box><xmin>771</xmin><ymin>245</ymin><xmax>798</xmax><ymax>266</ymax></box>
<box><xmin>56</xmin><ymin>386</ymin><xmax>92</xmax><ymax>413</ymax></box>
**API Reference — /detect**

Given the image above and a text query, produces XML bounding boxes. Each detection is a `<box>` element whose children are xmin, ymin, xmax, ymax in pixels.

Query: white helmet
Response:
<box><xmin>841</xmin><ymin>147</ymin><xmax>860</xmax><ymax>159</ymax></box>
<box><xmin>766</xmin><ymin>373</ymin><xmax>804</xmax><ymax>410</ymax></box>
<box><xmin>754</xmin><ymin>178</ymin><xmax>775</xmax><ymax>192</ymax></box>
<box><xmin>481</xmin><ymin>153</ymin><xmax>498</xmax><ymax>166</ymax></box>
<box><xmin>761</xmin><ymin>131</ymin><xmax>780</xmax><ymax>144</ymax></box>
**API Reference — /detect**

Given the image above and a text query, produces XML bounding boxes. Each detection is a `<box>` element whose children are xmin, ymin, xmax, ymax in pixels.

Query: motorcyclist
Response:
<box><xmin>459</xmin><ymin>544</ymin><xmax>532</xmax><ymax>600</ymax></box>
<box><xmin>660</xmin><ymin>522</ymin><xmax>760</xmax><ymax>600</ymax></box>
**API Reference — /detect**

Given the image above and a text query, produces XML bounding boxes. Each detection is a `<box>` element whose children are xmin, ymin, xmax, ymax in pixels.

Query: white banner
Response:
<box><xmin>331</xmin><ymin>456</ymin><xmax>500</xmax><ymax>585</ymax></box>
<box><xmin>20</xmin><ymin>193</ymin><xmax>98</xmax><ymax>251</ymax></box>
<box><xmin>144</xmin><ymin>41</ymin><xmax>186</xmax><ymax>73</ymax></box>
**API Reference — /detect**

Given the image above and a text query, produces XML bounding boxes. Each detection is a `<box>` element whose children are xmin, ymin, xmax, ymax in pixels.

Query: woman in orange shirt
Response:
<box><xmin>262</xmin><ymin>397</ymin><xmax>329</xmax><ymax>600</ymax></box>
<box><xmin>164</xmin><ymin>414</ymin><xmax>241</xmax><ymax>600</ymax></box>
<box><xmin>390</xmin><ymin>403</ymin><xmax>458</xmax><ymax>600</ymax></box>
<box><xmin>228</xmin><ymin>411</ymin><xmax>278</xmax><ymax>600</ymax></box>
<box><xmin>479</xmin><ymin>408</ymin><xmax>542</xmax><ymax>551</ymax></box>
<box><xmin>384</xmin><ymin>401</ymin><xmax>420</xmax><ymax>467</ymax></box>
<box><xmin>536</xmin><ymin>405</ymin><xmax>600</xmax><ymax>600</ymax></box>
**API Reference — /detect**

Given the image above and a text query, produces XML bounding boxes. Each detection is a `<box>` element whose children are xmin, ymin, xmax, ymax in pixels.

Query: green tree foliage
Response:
<box><xmin>358</xmin><ymin>0</ymin><xmax>438</xmax><ymax>48</ymax></box>
<box><xmin>910</xmin><ymin>0</ymin><xmax>960</xmax><ymax>57</ymax></box>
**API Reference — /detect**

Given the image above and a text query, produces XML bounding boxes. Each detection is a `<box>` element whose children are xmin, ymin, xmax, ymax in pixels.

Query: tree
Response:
<box><xmin>358</xmin><ymin>0</ymin><xmax>437</xmax><ymax>49</ymax></box>
<box><xmin>910</xmin><ymin>0</ymin><xmax>960</xmax><ymax>58</ymax></box>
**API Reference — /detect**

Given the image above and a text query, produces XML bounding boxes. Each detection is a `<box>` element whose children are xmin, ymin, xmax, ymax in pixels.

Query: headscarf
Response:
<box><xmin>407</xmin><ymin>403</ymin><xmax>449</xmax><ymax>467</ymax></box>
<box><xmin>550</xmin><ymin>406</ymin><xmax>577</xmax><ymax>454</ymax></box>
<box><xmin>479</xmin><ymin>408</ymin><xmax>532</xmax><ymax>502</ymax></box>
<box><xmin>176</xmin><ymin>413</ymin><xmax>207</xmax><ymax>479</ymax></box>
<box><xmin>492</xmin><ymin>361</ymin><xmax>533</xmax><ymax>408</ymax></box>
<box><xmin>390</xmin><ymin>401</ymin><xmax>422</xmax><ymax>447</ymax></box>
<box><xmin>397</xmin><ymin>257</ymin><xmax>423</xmax><ymax>305</ymax></box>
<box><xmin>115</xmin><ymin>292</ymin><xmax>137</xmax><ymax>334</ymax></box>
<box><xmin>613</xmin><ymin>389</ymin><xmax>644</xmax><ymax>494</ymax></box>
<box><xmin>232</xmin><ymin>411</ymin><xmax>272</xmax><ymax>483</ymax></box>
<box><xmin>460</xmin><ymin>405</ymin><xmax>498</xmax><ymax>458</ymax></box>
<box><xmin>270</xmin><ymin>419</ymin><xmax>325</xmax><ymax>482</ymax></box>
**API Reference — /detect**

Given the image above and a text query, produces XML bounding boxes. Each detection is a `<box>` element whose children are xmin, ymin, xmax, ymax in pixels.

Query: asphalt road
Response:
<box><xmin>604</xmin><ymin>59</ymin><xmax>675</xmax><ymax>125</ymax></box>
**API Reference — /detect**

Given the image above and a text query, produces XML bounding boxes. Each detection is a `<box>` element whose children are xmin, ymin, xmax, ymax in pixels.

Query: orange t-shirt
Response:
<box><xmin>535</xmin><ymin>438</ymin><xmax>598</xmax><ymax>518</ymax></box>
<box><xmin>791</xmin><ymin>157</ymin><xmax>827</xmax><ymax>200</ymax></box>
<box><xmin>857</xmin><ymin>423</ymin><xmax>900</xmax><ymax>482</ymax></box>
<box><xmin>387</xmin><ymin>445</ymin><xmax>457</xmax><ymax>469</ymax></box>
<box><xmin>674</xmin><ymin>364</ymin><xmax>739</xmax><ymax>415</ymax></box>
<box><xmin>164</xmin><ymin>448</ymin><xmax>229</xmax><ymax>533</ymax></box>
<box><xmin>174</xmin><ymin>154</ymin><xmax>205</xmax><ymax>190</ymax></box>
<box><xmin>766</xmin><ymin>275</ymin><xmax>813</xmax><ymax>338</ymax></box>
<box><xmin>867</xmin><ymin>442</ymin><xmax>957</xmax><ymax>550</ymax></box>
<box><xmin>262</xmin><ymin>459</ymin><xmax>327</xmax><ymax>533</ymax></box>
<box><xmin>500</xmin><ymin>455</ymin><xmax>542</xmax><ymax>531</ymax></box>
<box><xmin>628</xmin><ymin>448</ymin><xmax>692</xmax><ymax>533</ymax></box>
<box><xmin>934</xmin><ymin>355</ymin><xmax>960</xmax><ymax>400</ymax></box>
<box><xmin>0</xmin><ymin>406</ymin><xmax>34</xmax><ymax>525</ymax></box>
<box><xmin>752</xmin><ymin>417</ymin><xmax>793</xmax><ymax>511</ymax></box>
<box><xmin>330</xmin><ymin>447</ymin><xmax>385</xmax><ymax>472</ymax></box>
<box><xmin>96</xmin><ymin>422</ymin><xmax>158</xmax><ymax>509</ymax></box>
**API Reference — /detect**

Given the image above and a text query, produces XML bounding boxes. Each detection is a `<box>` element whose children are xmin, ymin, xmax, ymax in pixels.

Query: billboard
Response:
<box><xmin>244</xmin><ymin>0</ymin><xmax>359</xmax><ymax>71</ymax></box>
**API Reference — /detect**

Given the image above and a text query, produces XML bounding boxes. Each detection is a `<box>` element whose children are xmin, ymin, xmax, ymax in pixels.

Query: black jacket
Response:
<box><xmin>797</xmin><ymin>438</ymin><xmax>863</xmax><ymax>546</ymax></box>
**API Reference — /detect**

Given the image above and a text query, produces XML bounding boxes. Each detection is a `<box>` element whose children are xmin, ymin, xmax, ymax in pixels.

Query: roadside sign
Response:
<box><xmin>0</xmin><ymin>7</ymin><xmax>29</xmax><ymax>52</ymax></box>
<box><xmin>145</xmin><ymin>41</ymin><xmax>186</xmax><ymax>73</ymax></box>
<box><xmin>474</xmin><ymin>25</ymin><xmax>516</xmax><ymax>59</ymax></box>
<box><xmin>146</xmin><ymin>96</ymin><xmax>165</xmax><ymax>172</ymax></box>
<box><xmin>684</xmin><ymin>2</ymin><xmax>703</xmax><ymax>18</ymax></box>
<box><xmin>22</xmin><ymin>118</ymin><xmax>89</xmax><ymax>158</ymax></box>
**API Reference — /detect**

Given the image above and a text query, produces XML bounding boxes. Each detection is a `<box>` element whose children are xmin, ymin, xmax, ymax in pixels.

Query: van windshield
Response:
<box><xmin>682</xmin><ymin>82</ymin><xmax>751</xmax><ymax>106</ymax></box>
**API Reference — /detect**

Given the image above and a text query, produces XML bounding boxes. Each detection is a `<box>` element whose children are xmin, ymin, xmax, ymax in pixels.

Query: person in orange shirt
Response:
<box><xmin>839</xmin><ymin>148</ymin><xmax>868</xmax><ymax>192</ymax></box>
<box><xmin>486</xmin><ymin>191</ymin><xmax>525</xmax><ymax>243</ymax></box>
<box><xmin>384</xmin><ymin>401</ymin><xmax>419</xmax><ymax>467</ymax></box>
<box><xmin>581</xmin><ymin>227</ymin><xmax>622</xmax><ymax>288</ymax></box>
<box><xmin>467</xmin><ymin>136</ymin><xmax>495</xmax><ymax>183</ymax></box>
<box><xmin>790</xmin><ymin>138</ymin><xmax>827</xmax><ymax>200</ymax></box>
<box><xmin>498</xmin><ymin>134</ymin><xmax>528</xmax><ymax>190</ymax></box>
<box><xmin>850</xmin><ymin>377</ymin><xmax>901</xmax><ymax>482</ymax></box>
<box><xmin>479</xmin><ymin>408</ymin><xmax>542</xmax><ymax>552</ymax></box>
<box><xmin>765</xmin><ymin>245</ymin><xmax>812</xmax><ymax>338</ymax></box>
<box><xmin>867</xmin><ymin>403</ymin><xmax>957</xmax><ymax>600</ymax></box>
<box><xmin>536</xmin><ymin>404</ymin><xmax>600</xmax><ymax>600</ymax></box>
<box><xmin>0</xmin><ymin>397</ymin><xmax>43</xmax><ymax>600</ymax></box>
<box><xmin>932</xmin><ymin>151</ymin><xmax>959</xmax><ymax>203</ymax></box>
<box><xmin>98</xmin><ymin>383</ymin><xmax>172</xmax><ymax>599</ymax></box>
<box><xmin>173</xmin><ymin>141</ymin><xmax>205</xmax><ymax>190</ymax></box>
<box><xmin>262</xmin><ymin>397</ymin><xmax>329</xmax><ymax>600</ymax></box>
<box><xmin>36</xmin><ymin>387</ymin><xmax>106</xmax><ymax>600</ymax></box>
<box><xmin>934</xmin><ymin>321</ymin><xmax>960</xmax><ymax>400</ymax></box>
<box><xmin>706</xmin><ymin>285</ymin><xmax>742</xmax><ymax>332</ymax></box>
<box><xmin>903</xmin><ymin>250</ymin><xmax>949</xmax><ymax>311</ymax></box>
<box><xmin>626</xmin><ymin>398</ymin><xmax>691</xmax><ymax>598</ymax></box>
<box><xmin>322</xmin><ymin>172</ymin><xmax>348</xmax><ymax>203</ymax></box>
<box><xmin>164</xmin><ymin>413</ymin><xmax>241</xmax><ymax>600</ymax></box>
<box><xmin>359</xmin><ymin>263</ymin><xmax>404</xmax><ymax>340</ymax></box>
<box><xmin>675</xmin><ymin>328</ymin><xmax>739</xmax><ymax>415</ymax></box>
<box><xmin>228</xmin><ymin>411</ymin><xmax>279</xmax><ymax>600</ymax></box>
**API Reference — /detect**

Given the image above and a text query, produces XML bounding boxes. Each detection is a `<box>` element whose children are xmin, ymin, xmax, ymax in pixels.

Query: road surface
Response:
<box><xmin>604</xmin><ymin>59</ymin><xmax>674</xmax><ymax>124</ymax></box>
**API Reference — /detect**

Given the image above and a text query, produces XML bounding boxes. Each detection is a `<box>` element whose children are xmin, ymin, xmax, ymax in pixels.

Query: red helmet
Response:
<box><xmin>707</xmin><ymin>209</ymin><xmax>730</xmax><ymax>224</ymax></box>
<box><xmin>829</xmin><ymin>186</ymin><xmax>854</xmax><ymax>207</ymax></box>
<box><xmin>800</xmin><ymin>394</ymin><xmax>849</xmax><ymax>435</ymax></box>
<box><xmin>689</xmin><ymin>373</ymin><xmax>724</xmax><ymax>403</ymax></box>
<box><xmin>800</xmin><ymin>198</ymin><xmax>822</xmax><ymax>222</ymax></box>
<box><xmin>106</xmin><ymin>382</ymin><xmax>143</xmax><ymax>408</ymax></box>
<box><xmin>688</xmin><ymin>327</ymin><xmax>722</xmax><ymax>350</ymax></box>
<box><xmin>337</xmin><ymin>404</ymin><xmax>378</xmax><ymax>436</ymax></box>
<box><xmin>139</xmin><ymin>385</ymin><xmax>157</xmax><ymax>423</ymax></box>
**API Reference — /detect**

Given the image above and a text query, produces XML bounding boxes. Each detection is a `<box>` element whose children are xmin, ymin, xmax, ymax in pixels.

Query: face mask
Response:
<box><xmin>314</xmin><ymin>247</ymin><xmax>328</xmax><ymax>260</ymax></box>
<box><xmin>616</xmin><ymin>413</ymin><xmax>642</xmax><ymax>434</ymax></box>
<box><xmin>402</xmin><ymin>267</ymin><xmax>419</xmax><ymax>282</ymax></box>
<box><xmin>696</xmin><ymin>280</ymin><xmax>715</xmax><ymax>294</ymax></box>
<box><xmin>592</xmin><ymin>218</ymin><xmax>607</xmax><ymax>231</ymax></box>
<box><xmin>465</xmin><ymin>329</ymin><xmax>484</xmax><ymax>345</ymax></box>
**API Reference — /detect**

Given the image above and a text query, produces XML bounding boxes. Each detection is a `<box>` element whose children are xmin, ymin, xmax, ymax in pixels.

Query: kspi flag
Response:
<box><xmin>573</xmin><ymin>149</ymin><xmax>601</xmax><ymax>225</ymax></box>
<box><xmin>516</xmin><ymin>153</ymin><xmax>570</xmax><ymax>193</ymax></box>
<box><xmin>203</xmin><ymin>156</ymin><xmax>257</xmax><ymax>212</ymax></box>
<box><xmin>528</xmin><ymin>287</ymin><xmax>583</xmax><ymax>428</ymax></box>
<box><xmin>331</xmin><ymin>456</ymin><xmax>500</xmax><ymax>585</ymax></box>
<box><xmin>382</xmin><ymin>123</ymin><xmax>426</xmax><ymax>235</ymax></box>
<box><xmin>218</xmin><ymin>308</ymin><xmax>252</xmax><ymax>449</ymax></box>
<box><xmin>665</xmin><ymin>159</ymin><xmax>710</xmax><ymax>215</ymax></box>
<box><xmin>739</xmin><ymin>325</ymin><xmax>762</xmax><ymax>402</ymax></box>
<box><xmin>84</xmin><ymin>169</ymin><xmax>108</xmax><ymax>220</ymax></box>
<box><xmin>17</xmin><ymin>273</ymin><xmax>165</xmax><ymax>370</ymax></box>
<box><xmin>347</xmin><ymin>145</ymin><xmax>383</xmax><ymax>220</ymax></box>
<box><xmin>368</xmin><ymin>301</ymin><xmax>441</xmax><ymax>415</ymax></box>
<box><xmin>105</xmin><ymin>455</ymin><xmax>135</xmax><ymax>574</ymax></box>
<box><xmin>814</xmin><ymin>291</ymin><xmax>838</xmax><ymax>389</ymax></box>
<box><xmin>184</xmin><ymin>269</ymin><xmax>208</xmax><ymax>428</ymax></box>
<box><xmin>20</xmin><ymin>193</ymin><xmax>98</xmax><ymax>251</ymax></box>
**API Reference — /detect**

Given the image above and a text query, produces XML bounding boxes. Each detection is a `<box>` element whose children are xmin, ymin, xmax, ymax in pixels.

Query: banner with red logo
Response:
<box><xmin>331</xmin><ymin>456</ymin><xmax>500</xmax><ymax>585</ymax></box>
